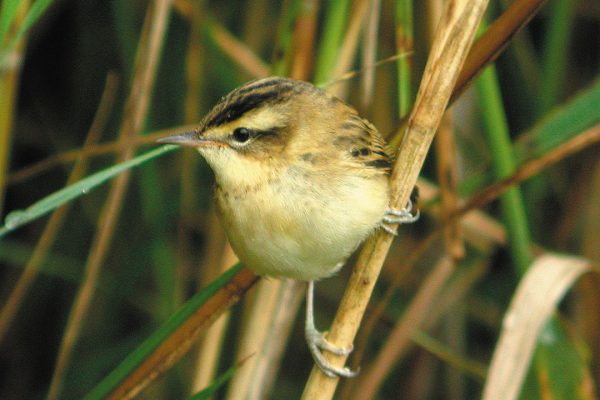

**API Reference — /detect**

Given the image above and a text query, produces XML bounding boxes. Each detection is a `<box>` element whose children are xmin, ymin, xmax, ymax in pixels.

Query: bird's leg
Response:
<box><xmin>305</xmin><ymin>280</ymin><xmax>358</xmax><ymax>378</ymax></box>
<box><xmin>380</xmin><ymin>198</ymin><xmax>420</xmax><ymax>235</ymax></box>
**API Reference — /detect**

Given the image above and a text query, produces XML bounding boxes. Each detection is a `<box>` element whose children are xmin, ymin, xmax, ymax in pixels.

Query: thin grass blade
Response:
<box><xmin>0</xmin><ymin>0</ymin><xmax>56</xmax><ymax>62</ymax></box>
<box><xmin>0</xmin><ymin>145</ymin><xmax>178</xmax><ymax>239</ymax></box>
<box><xmin>188</xmin><ymin>355</ymin><xmax>253</xmax><ymax>400</ymax></box>
<box><xmin>516</xmin><ymin>76</ymin><xmax>600</xmax><ymax>161</ymax></box>
<box><xmin>84</xmin><ymin>264</ymin><xmax>258</xmax><ymax>400</ymax></box>
<box><xmin>0</xmin><ymin>0</ymin><xmax>21</xmax><ymax>47</ymax></box>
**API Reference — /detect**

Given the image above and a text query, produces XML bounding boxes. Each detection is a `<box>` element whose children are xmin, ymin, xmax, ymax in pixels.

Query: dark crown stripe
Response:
<box><xmin>205</xmin><ymin>85</ymin><xmax>293</xmax><ymax>128</ymax></box>
<box><xmin>236</xmin><ymin>77</ymin><xmax>290</xmax><ymax>96</ymax></box>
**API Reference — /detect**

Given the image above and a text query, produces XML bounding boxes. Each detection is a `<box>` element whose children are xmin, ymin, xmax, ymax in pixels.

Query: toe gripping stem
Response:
<box><xmin>305</xmin><ymin>281</ymin><xmax>358</xmax><ymax>378</ymax></box>
<box><xmin>381</xmin><ymin>198</ymin><xmax>420</xmax><ymax>235</ymax></box>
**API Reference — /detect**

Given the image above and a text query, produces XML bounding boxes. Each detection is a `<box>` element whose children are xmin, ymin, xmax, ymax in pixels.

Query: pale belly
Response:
<box><xmin>215</xmin><ymin>173</ymin><xmax>389</xmax><ymax>281</ymax></box>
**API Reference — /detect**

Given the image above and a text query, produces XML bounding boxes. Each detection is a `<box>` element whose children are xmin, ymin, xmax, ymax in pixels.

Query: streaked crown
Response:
<box><xmin>159</xmin><ymin>76</ymin><xmax>394</xmax><ymax>176</ymax></box>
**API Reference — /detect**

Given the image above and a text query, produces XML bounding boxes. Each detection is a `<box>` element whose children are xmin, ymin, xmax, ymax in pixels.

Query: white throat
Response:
<box><xmin>197</xmin><ymin>148</ymin><xmax>276</xmax><ymax>189</ymax></box>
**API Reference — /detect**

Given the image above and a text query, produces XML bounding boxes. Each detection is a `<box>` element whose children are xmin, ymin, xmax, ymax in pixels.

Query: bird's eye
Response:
<box><xmin>233</xmin><ymin>127</ymin><xmax>252</xmax><ymax>143</ymax></box>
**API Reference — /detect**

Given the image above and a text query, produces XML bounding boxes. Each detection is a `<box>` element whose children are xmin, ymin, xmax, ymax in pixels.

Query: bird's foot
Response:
<box><xmin>380</xmin><ymin>199</ymin><xmax>420</xmax><ymax>235</ymax></box>
<box><xmin>305</xmin><ymin>281</ymin><xmax>358</xmax><ymax>378</ymax></box>
<box><xmin>305</xmin><ymin>326</ymin><xmax>358</xmax><ymax>378</ymax></box>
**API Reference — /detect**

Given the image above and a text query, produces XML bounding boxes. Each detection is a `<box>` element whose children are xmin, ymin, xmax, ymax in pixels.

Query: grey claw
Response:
<box><xmin>306</xmin><ymin>328</ymin><xmax>358</xmax><ymax>377</ymax></box>
<box><xmin>309</xmin><ymin>344</ymin><xmax>359</xmax><ymax>377</ymax></box>
<box><xmin>380</xmin><ymin>223</ymin><xmax>399</xmax><ymax>235</ymax></box>
<box><xmin>307</xmin><ymin>328</ymin><xmax>354</xmax><ymax>356</ymax></box>
<box><xmin>380</xmin><ymin>200</ymin><xmax>419</xmax><ymax>235</ymax></box>
<box><xmin>305</xmin><ymin>281</ymin><xmax>358</xmax><ymax>378</ymax></box>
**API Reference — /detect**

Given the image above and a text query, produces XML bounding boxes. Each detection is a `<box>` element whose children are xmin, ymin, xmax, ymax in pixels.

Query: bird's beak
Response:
<box><xmin>157</xmin><ymin>130</ymin><xmax>222</xmax><ymax>148</ymax></box>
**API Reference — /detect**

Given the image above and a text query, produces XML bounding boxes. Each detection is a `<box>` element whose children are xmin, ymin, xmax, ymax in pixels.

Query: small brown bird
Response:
<box><xmin>159</xmin><ymin>77</ymin><xmax>417</xmax><ymax>377</ymax></box>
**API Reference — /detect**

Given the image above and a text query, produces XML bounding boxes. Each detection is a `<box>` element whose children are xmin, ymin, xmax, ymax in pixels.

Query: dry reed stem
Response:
<box><xmin>574</xmin><ymin>269</ymin><xmax>600</xmax><ymax>390</ymax></box>
<box><xmin>6</xmin><ymin>127</ymin><xmax>190</xmax><ymax>185</ymax></box>
<box><xmin>250</xmin><ymin>281</ymin><xmax>304</xmax><ymax>398</ymax></box>
<box><xmin>435</xmin><ymin>114</ymin><xmax>465</xmax><ymax>259</ymax></box>
<box><xmin>209</xmin><ymin>20</ymin><xmax>270</xmax><ymax>78</ymax></box>
<box><xmin>226</xmin><ymin>7</ymin><xmax>319</xmax><ymax>397</ymax></box>
<box><xmin>453</xmin><ymin>123</ymin><xmax>600</xmax><ymax>219</ymax></box>
<box><xmin>177</xmin><ymin>0</ymin><xmax>205</xmax><ymax>338</ymax></box>
<box><xmin>452</xmin><ymin>0</ymin><xmax>547</xmax><ymax>103</ymax></box>
<box><xmin>108</xmin><ymin>267</ymin><xmax>259</xmax><ymax>399</ymax></box>
<box><xmin>341</xmin><ymin>222</ymin><xmax>492</xmax><ymax>395</ymax></box>
<box><xmin>241</xmin><ymin>0</ymin><xmax>270</xmax><ymax>50</ymax></box>
<box><xmin>0</xmin><ymin>0</ymin><xmax>29</xmax><ymax>216</ymax></box>
<box><xmin>407</xmin><ymin>261</ymin><xmax>488</xmax><ymax>398</ymax></box>
<box><xmin>424</xmin><ymin>259</ymin><xmax>489</xmax><ymax>329</ymax></box>
<box><xmin>226</xmin><ymin>279</ymin><xmax>304</xmax><ymax>400</ymax></box>
<box><xmin>0</xmin><ymin>73</ymin><xmax>118</xmax><ymax>344</ymax></box>
<box><xmin>290</xmin><ymin>0</ymin><xmax>319</xmax><ymax>80</ymax></box>
<box><xmin>341</xmin><ymin>205</ymin><xmax>498</xmax><ymax>395</ymax></box>
<box><xmin>46</xmin><ymin>2</ymin><xmax>173</xmax><ymax>399</ymax></box>
<box><xmin>553</xmin><ymin>162</ymin><xmax>593</xmax><ymax>248</ymax></box>
<box><xmin>191</xmin><ymin>244</ymin><xmax>238</xmax><ymax>392</ymax></box>
<box><xmin>344</xmin><ymin>257</ymin><xmax>489</xmax><ymax>397</ymax></box>
<box><xmin>409</xmin><ymin>179</ymin><xmax>507</xmax><ymax>249</ymax></box>
<box><xmin>482</xmin><ymin>254</ymin><xmax>595</xmax><ymax>400</ymax></box>
<box><xmin>200</xmin><ymin>119</ymin><xmax>600</xmax><ymax>400</ymax></box>
<box><xmin>225</xmin><ymin>279</ymin><xmax>284</xmax><ymax>400</ymax></box>
<box><xmin>418</xmin><ymin>124</ymin><xmax>600</xmax><ymax>253</ymax></box>
<box><xmin>339</xmin><ymin>231</ymin><xmax>441</xmax><ymax>398</ymax></box>
<box><xmin>581</xmin><ymin>166</ymin><xmax>600</xmax><ymax>260</ymax></box>
<box><xmin>191</xmin><ymin>304</ymin><xmax>232</xmax><ymax>389</ymax></box>
<box><xmin>7</xmin><ymin>0</ymin><xmax>547</xmax><ymax>188</ymax></box>
<box><xmin>327</xmin><ymin>0</ymin><xmax>370</xmax><ymax>98</ymax></box>
<box><xmin>183</xmin><ymin>1</ymin><xmax>203</xmax><ymax>128</ymax></box>
<box><xmin>187</xmin><ymin>122</ymin><xmax>230</xmax><ymax>392</ymax></box>
<box><xmin>359</xmin><ymin>0</ymin><xmax>381</xmax><ymax>112</ymax></box>
<box><xmin>301</xmin><ymin>1</ymin><xmax>489</xmax><ymax>398</ymax></box>
<box><xmin>412</xmin><ymin>329</ymin><xmax>488</xmax><ymax>381</ymax></box>
<box><xmin>104</xmin><ymin>39</ymin><xmax>600</xmax><ymax>400</ymax></box>
<box><xmin>370</xmin><ymin>122</ymin><xmax>600</xmax><ymax>354</ymax></box>
<box><xmin>556</xmin><ymin>165</ymin><xmax>600</xmax><ymax>394</ymax></box>
<box><xmin>351</xmin><ymin>256</ymin><xmax>455</xmax><ymax>399</ymax></box>
<box><xmin>358</xmin><ymin>122</ymin><xmax>600</xmax><ymax>386</ymax></box>
<box><xmin>459</xmin><ymin>207</ymin><xmax>507</xmax><ymax>250</ymax></box>
<box><xmin>431</xmin><ymin>108</ymin><xmax>466</xmax><ymax>397</ymax></box>
<box><xmin>174</xmin><ymin>11</ymin><xmax>206</xmax><ymax>310</ymax></box>
<box><xmin>412</xmin><ymin>180</ymin><xmax>506</xmax><ymax>253</ymax></box>
<box><xmin>8</xmin><ymin>11</ymin><xmax>270</xmax><ymax>187</ymax></box>
<box><xmin>389</xmin><ymin>0</ymin><xmax>548</xmax><ymax>149</ymax></box>
<box><xmin>347</xmin><ymin>231</ymin><xmax>442</xmax><ymax>369</ymax></box>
